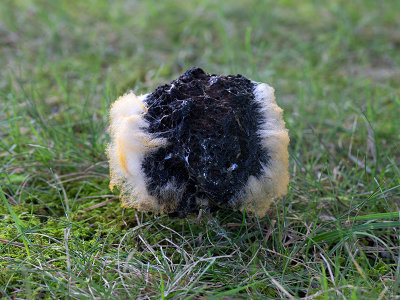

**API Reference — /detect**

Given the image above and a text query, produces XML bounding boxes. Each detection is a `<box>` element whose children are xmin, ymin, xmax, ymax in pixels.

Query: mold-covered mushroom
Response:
<box><xmin>107</xmin><ymin>67</ymin><xmax>289</xmax><ymax>217</ymax></box>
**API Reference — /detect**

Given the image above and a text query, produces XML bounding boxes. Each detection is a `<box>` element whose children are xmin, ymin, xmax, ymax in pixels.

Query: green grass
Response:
<box><xmin>1</xmin><ymin>0</ymin><xmax>399</xmax><ymax>298</ymax></box>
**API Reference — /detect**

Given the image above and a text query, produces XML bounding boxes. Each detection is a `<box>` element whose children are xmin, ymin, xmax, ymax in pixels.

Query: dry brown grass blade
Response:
<box><xmin>0</xmin><ymin>238</ymin><xmax>47</xmax><ymax>248</ymax></box>
<box><xmin>83</xmin><ymin>197</ymin><xmax>118</xmax><ymax>211</ymax></box>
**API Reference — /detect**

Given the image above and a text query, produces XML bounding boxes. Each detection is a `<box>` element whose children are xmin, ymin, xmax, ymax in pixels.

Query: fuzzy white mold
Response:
<box><xmin>239</xmin><ymin>82</ymin><xmax>290</xmax><ymax>217</ymax></box>
<box><xmin>106</xmin><ymin>92</ymin><xmax>168</xmax><ymax>212</ymax></box>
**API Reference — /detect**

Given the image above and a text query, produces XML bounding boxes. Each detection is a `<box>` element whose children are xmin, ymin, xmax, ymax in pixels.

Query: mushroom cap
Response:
<box><xmin>107</xmin><ymin>68</ymin><xmax>289</xmax><ymax>217</ymax></box>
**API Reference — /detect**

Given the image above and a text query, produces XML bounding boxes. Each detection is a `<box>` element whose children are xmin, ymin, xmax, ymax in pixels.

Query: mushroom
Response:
<box><xmin>107</xmin><ymin>67</ymin><xmax>289</xmax><ymax>217</ymax></box>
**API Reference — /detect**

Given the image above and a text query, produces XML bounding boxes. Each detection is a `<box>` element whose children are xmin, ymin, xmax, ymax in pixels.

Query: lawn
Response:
<box><xmin>1</xmin><ymin>0</ymin><xmax>400</xmax><ymax>298</ymax></box>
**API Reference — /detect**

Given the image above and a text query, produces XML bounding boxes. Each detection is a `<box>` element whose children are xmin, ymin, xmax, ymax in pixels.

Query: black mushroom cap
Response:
<box><xmin>142</xmin><ymin>67</ymin><xmax>270</xmax><ymax>217</ymax></box>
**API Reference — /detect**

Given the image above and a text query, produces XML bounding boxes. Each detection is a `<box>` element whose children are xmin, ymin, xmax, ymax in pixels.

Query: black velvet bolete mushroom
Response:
<box><xmin>107</xmin><ymin>68</ymin><xmax>289</xmax><ymax>217</ymax></box>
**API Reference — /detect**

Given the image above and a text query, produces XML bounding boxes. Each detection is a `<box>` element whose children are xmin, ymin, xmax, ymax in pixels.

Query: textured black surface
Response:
<box><xmin>142</xmin><ymin>67</ymin><xmax>269</xmax><ymax>217</ymax></box>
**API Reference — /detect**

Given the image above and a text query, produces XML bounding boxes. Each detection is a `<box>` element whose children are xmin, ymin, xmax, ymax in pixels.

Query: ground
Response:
<box><xmin>1</xmin><ymin>0</ymin><xmax>400</xmax><ymax>298</ymax></box>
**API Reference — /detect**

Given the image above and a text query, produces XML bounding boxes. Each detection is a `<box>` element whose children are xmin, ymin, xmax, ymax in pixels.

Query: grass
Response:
<box><xmin>1</xmin><ymin>0</ymin><xmax>399</xmax><ymax>298</ymax></box>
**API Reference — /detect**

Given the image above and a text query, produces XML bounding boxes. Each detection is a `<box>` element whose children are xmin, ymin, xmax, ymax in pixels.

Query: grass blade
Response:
<box><xmin>0</xmin><ymin>186</ymin><xmax>31</xmax><ymax>256</ymax></box>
